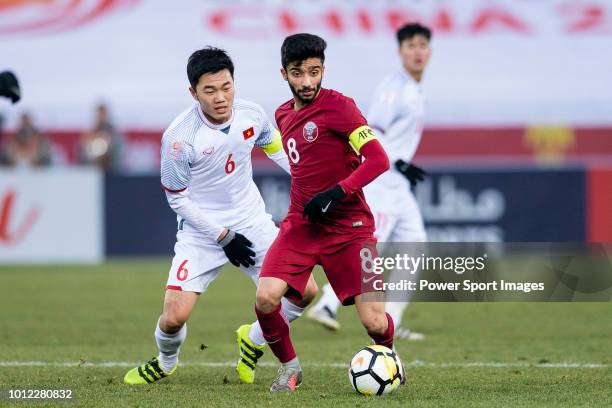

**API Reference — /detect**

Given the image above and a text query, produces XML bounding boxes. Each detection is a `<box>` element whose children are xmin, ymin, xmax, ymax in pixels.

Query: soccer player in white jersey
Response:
<box><xmin>307</xmin><ymin>23</ymin><xmax>432</xmax><ymax>340</ymax></box>
<box><xmin>124</xmin><ymin>47</ymin><xmax>317</xmax><ymax>385</ymax></box>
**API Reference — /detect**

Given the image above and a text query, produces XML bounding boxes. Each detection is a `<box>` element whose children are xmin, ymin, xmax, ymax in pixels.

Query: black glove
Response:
<box><xmin>218</xmin><ymin>230</ymin><xmax>255</xmax><ymax>267</ymax></box>
<box><xmin>303</xmin><ymin>185</ymin><xmax>346</xmax><ymax>223</ymax></box>
<box><xmin>394</xmin><ymin>160</ymin><xmax>426</xmax><ymax>188</ymax></box>
<box><xmin>0</xmin><ymin>71</ymin><xmax>20</xmax><ymax>104</ymax></box>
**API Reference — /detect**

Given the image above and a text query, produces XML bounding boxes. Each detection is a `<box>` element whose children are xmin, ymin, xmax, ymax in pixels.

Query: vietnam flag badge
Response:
<box><xmin>243</xmin><ymin>126</ymin><xmax>255</xmax><ymax>140</ymax></box>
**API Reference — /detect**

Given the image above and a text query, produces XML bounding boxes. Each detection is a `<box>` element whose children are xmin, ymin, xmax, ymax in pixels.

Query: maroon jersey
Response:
<box><xmin>275</xmin><ymin>88</ymin><xmax>375</xmax><ymax>233</ymax></box>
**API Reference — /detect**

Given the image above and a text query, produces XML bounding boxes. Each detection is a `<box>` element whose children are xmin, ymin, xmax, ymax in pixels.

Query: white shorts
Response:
<box><xmin>165</xmin><ymin>219</ymin><xmax>279</xmax><ymax>293</ymax></box>
<box><xmin>365</xmin><ymin>180</ymin><xmax>426</xmax><ymax>304</ymax></box>
<box><xmin>364</xmin><ymin>182</ymin><xmax>427</xmax><ymax>243</ymax></box>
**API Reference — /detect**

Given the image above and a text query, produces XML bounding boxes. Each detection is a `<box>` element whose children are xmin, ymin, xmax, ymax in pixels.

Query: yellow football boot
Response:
<box><xmin>123</xmin><ymin>357</ymin><xmax>176</xmax><ymax>385</ymax></box>
<box><xmin>235</xmin><ymin>324</ymin><xmax>265</xmax><ymax>384</ymax></box>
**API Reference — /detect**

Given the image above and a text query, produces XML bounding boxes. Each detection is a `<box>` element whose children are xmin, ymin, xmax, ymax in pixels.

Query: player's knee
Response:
<box><xmin>160</xmin><ymin>311</ymin><xmax>188</xmax><ymax>333</ymax></box>
<box><xmin>361</xmin><ymin>313</ymin><xmax>387</xmax><ymax>335</ymax></box>
<box><xmin>256</xmin><ymin>289</ymin><xmax>282</xmax><ymax>313</ymax></box>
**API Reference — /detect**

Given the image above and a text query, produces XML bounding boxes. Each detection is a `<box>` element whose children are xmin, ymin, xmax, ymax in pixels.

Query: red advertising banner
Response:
<box><xmin>587</xmin><ymin>167</ymin><xmax>612</xmax><ymax>242</ymax></box>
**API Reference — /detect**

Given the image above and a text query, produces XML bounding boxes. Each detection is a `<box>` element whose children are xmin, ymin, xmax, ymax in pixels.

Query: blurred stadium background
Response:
<box><xmin>2</xmin><ymin>0</ymin><xmax>611</xmax><ymax>264</ymax></box>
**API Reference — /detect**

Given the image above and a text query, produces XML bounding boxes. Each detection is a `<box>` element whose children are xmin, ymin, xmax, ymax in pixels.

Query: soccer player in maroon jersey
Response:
<box><xmin>254</xmin><ymin>33</ymin><xmax>395</xmax><ymax>392</ymax></box>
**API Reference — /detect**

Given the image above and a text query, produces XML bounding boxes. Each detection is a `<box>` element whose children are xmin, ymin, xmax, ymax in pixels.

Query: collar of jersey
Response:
<box><xmin>196</xmin><ymin>104</ymin><xmax>234</xmax><ymax>131</ymax></box>
<box><xmin>399</xmin><ymin>68</ymin><xmax>421</xmax><ymax>90</ymax></box>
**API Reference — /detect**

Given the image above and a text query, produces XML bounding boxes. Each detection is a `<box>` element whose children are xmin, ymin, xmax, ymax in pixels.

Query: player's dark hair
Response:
<box><xmin>187</xmin><ymin>46</ymin><xmax>234</xmax><ymax>89</ymax></box>
<box><xmin>281</xmin><ymin>33</ymin><xmax>327</xmax><ymax>69</ymax></box>
<box><xmin>396</xmin><ymin>23</ymin><xmax>432</xmax><ymax>45</ymax></box>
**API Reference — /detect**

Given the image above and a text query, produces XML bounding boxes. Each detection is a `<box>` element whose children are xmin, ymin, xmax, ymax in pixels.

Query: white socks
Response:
<box><xmin>155</xmin><ymin>318</ymin><xmax>187</xmax><ymax>372</ymax></box>
<box><xmin>249</xmin><ymin>297</ymin><xmax>305</xmax><ymax>347</ymax></box>
<box><xmin>248</xmin><ymin>321</ymin><xmax>267</xmax><ymax>347</ymax></box>
<box><xmin>316</xmin><ymin>283</ymin><xmax>342</xmax><ymax>315</ymax></box>
<box><xmin>283</xmin><ymin>356</ymin><xmax>301</xmax><ymax>369</ymax></box>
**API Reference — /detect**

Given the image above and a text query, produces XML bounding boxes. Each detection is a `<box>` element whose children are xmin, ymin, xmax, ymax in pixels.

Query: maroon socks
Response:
<box><xmin>255</xmin><ymin>303</ymin><xmax>296</xmax><ymax>363</ymax></box>
<box><xmin>369</xmin><ymin>312</ymin><xmax>394</xmax><ymax>349</ymax></box>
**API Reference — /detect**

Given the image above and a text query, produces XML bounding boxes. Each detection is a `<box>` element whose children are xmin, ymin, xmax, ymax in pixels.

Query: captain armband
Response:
<box><xmin>261</xmin><ymin>129</ymin><xmax>283</xmax><ymax>154</ymax></box>
<box><xmin>348</xmin><ymin>125</ymin><xmax>378</xmax><ymax>153</ymax></box>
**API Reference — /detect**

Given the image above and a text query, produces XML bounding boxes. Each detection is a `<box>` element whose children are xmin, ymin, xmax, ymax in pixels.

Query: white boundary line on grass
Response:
<box><xmin>0</xmin><ymin>361</ymin><xmax>609</xmax><ymax>369</ymax></box>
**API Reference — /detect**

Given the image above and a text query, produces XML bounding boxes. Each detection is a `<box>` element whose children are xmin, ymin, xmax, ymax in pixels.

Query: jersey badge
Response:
<box><xmin>243</xmin><ymin>126</ymin><xmax>255</xmax><ymax>140</ymax></box>
<box><xmin>170</xmin><ymin>141</ymin><xmax>182</xmax><ymax>161</ymax></box>
<box><xmin>303</xmin><ymin>121</ymin><xmax>318</xmax><ymax>143</ymax></box>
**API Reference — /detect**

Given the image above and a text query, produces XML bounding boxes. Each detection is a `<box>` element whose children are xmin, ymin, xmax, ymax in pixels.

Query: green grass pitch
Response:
<box><xmin>0</xmin><ymin>259</ymin><xmax>611</xmax><ymax>407</ymax></box>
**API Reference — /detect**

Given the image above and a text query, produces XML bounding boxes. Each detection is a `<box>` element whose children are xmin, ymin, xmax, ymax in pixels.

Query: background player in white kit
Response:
<box><xmin>307</xmin><ymin>23</ymin><xmax>432</xmax><ymax>340</ymax></box>
<box><xmin>124</xmin><ymin>47</ymin><xmax>317</xmax><ymax>385</ymax></box>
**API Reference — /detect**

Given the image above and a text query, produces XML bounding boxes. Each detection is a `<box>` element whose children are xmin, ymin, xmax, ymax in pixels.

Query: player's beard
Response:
<box><xmin>289</xmin><ymin>81</ymin><xmax>321</xmax><ymax>106</ymax></box>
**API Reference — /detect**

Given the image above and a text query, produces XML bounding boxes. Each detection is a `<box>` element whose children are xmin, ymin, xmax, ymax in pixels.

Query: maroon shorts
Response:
<box><xmin>260</xmin><ymin>215</ymin><xmax>379</xmax><ymax>305</ymax></box>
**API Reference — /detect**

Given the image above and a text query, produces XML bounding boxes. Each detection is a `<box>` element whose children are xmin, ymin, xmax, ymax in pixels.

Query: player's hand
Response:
<box><xmin>303</xmin><ymin>185</ymin><xmax>346</xmax><ymax>223</ymax></box>
<box><xmin>394</xmin><ymin>160</ymin><xmax>426</xmax><ymax>188</ymax></box>
<box><xmin>0</xmin><ymin>71</ymin><xmax>20</xmax><ymax>104</ymax></box>
<box><xmin>218</xmin><ymin>230</ymin><xmax>256</xmax><ymax>267</ymax></box>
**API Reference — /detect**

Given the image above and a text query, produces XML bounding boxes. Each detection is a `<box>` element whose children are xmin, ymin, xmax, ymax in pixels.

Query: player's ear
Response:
<box><xmin>188</xmin><ymin>86</ymin><xmax>197</xmax><ymax>100</ymax></box>
<box><xmin>280</xmin><ymin>68</ymin><xmax>288</xmax><ymax>81</ymax></box>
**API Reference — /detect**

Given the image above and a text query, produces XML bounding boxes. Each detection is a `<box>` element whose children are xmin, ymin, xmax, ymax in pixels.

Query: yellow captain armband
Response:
<box><xmin>348</xmin><ymin>125</ymin><xmax>378</xmax><ymax>153</ymax></box>
<box><xmin>262</xmin><ymin>129</ymin><xmax>283</xmax><ymax>154</ymax></box>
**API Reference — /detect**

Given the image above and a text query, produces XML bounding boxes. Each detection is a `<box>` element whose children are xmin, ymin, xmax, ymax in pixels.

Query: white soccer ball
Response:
<box><xmin>348</xmin><ymin>345</ymin><xmax>404</xmax><ymax>396</ymax></box>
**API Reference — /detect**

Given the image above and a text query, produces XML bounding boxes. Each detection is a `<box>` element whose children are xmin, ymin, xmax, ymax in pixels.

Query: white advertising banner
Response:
<box><xmin>1</xmin><ymin>0</ymin><xmax>612</xmax><ymax>128</ymax></box>
<box><xmin>0</xmin><ymin>168</ymin><xmax>103</xmax><ymax>263</ymax></box>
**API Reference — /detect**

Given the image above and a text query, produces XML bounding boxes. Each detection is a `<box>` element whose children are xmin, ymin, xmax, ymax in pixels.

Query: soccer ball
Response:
<box><xmin>348</xmin><ymin>345</ymin><xmax>404</xmax><ymax>396</ymax></box>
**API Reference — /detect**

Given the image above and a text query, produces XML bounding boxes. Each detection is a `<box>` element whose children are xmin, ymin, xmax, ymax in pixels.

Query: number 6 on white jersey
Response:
<box><xmin>287</xmin><ymin>137</ymin><xmax>300</xmax><ymax>164</ymax></box>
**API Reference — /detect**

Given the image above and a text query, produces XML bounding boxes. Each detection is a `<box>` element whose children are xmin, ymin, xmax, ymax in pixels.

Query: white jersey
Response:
<box><xmin>367</xmin><ymin>69</ymin><xmax>424</xmax><ymax>189</ymax></box>
<box><xmin>161</xmin><ymin>99</ymin><xmax>275</xmax><ymax>240</ymax></box>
